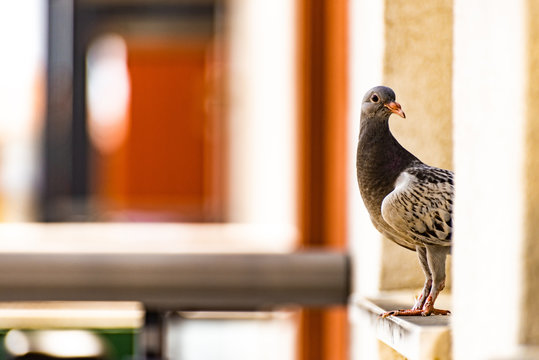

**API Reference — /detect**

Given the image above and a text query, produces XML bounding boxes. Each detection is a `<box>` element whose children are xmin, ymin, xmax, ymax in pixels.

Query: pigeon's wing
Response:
<box><xmin>381</xmin><ymin>164</ymin><xmax>453</xmax><ymax>247</ymax></box>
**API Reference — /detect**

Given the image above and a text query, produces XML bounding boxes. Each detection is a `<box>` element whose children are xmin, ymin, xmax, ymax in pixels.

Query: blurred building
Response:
<box><xmin>44</xmin><ymin>0</ymin><xmax>226</xmax><ymax>222</ymax></box>
<box><xmin>0</xmin><ymin>0</ymin><xmax>348</xmax><ymax>359</ymax></box>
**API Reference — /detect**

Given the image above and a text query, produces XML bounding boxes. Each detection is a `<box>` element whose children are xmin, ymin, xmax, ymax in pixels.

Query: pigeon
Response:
<box><xmin>356</xmin><ymin>86</ymin><xmax>453</xmax><ymax>317</ymax></box>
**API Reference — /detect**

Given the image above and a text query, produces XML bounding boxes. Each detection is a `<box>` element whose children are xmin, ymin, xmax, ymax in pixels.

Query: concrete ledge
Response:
<box><xmin>490</xmin><ymin>346</ymin><xmax>539</xmax><ymax>360</ymax></box>
<box><xmin>351</xmin><ymin>292</ymin><xmax>451</xmax><ymax>360</ymax></box>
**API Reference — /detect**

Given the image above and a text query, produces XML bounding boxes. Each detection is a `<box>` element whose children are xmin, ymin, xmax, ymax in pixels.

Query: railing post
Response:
<box><xmin>141</xmin><ymin>310</ymin><xmax>169</xmax><ymax>360</ymax></box>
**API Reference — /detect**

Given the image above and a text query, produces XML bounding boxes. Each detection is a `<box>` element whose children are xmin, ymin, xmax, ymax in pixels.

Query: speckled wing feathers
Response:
<box><xmin>381</xmin><ymin>162</ymin><xmax>453</xmax><ymax>247</ymax></box>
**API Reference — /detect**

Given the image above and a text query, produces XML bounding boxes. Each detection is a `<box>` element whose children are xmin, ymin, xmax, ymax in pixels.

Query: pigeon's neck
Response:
<box><xmin>357</xmin><ymin>115</ymin><xmax>417</xmax><ymax>210</ymax></box>
<box><xmin>358</xmin><ymin>115</ymin><xmax>415</xmax><ymax>168</ymax></box>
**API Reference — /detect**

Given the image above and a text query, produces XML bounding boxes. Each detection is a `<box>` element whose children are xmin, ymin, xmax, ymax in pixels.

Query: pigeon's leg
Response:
<box><xmin>413</xmin><ymin>246</ymin><xmax>432</xmax><ymax>310</ymax></box>
<box><xmin>380</xmin><ymin>247</ymin><xmax>432</xmax><ymax>318</ymax></box>
<box><xmin>380</xmin><ymin>246</ymin><xmax>450</xmax><ymax>318</ymax></box>
<box><xmin>421</xmin><ymin>245</ymin><xmax>451</xmax><ymax>316</ymax></box>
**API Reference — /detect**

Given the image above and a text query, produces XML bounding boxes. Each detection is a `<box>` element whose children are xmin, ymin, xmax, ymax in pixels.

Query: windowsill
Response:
<box><xmin>351</xmin><ymin>292</ymin><xmax>451</xmax><ymax>360</ymax></box>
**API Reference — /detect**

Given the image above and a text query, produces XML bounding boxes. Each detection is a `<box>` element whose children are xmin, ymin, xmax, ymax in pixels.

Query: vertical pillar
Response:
<box><xmin>453</xmin><ymin>0</ymin><xmax>539</xmax><ymax>358</ymax></box>
<box><xmin>297</xmin><ymin>0</ymin><xmax>349</xmax><ymax>358</ymax></box>
<box><xmin>523</xmin><ymin>0</ymin><xmax>539</xmax><ymax>349</ymax></box>
<box><xmin>226</xmin><ymin>0</ymin><xmax>297</xmax><ymax>227</ymax></box>
<box><xmin>141</xmin><ymin>310</ymin><xmax>168</xmax><ymax>360</ymax></box>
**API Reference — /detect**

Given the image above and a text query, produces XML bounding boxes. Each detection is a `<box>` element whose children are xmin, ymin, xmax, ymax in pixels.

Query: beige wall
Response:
<box><xmin>384</xmin><ymin>0</ymin><xmax>453</xmax><ymax>170</ymax></box>
<box><xmin>381</xmin><ymin>0</ymin><xmax>454</xmax><ymax>291</ymax></box>
<box><xmin>524</xmin><ymin>0</ymin><xmax>539</xmax><ymax>346</ymax></box>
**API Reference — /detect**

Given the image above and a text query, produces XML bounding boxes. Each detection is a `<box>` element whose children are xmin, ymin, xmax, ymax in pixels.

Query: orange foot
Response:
<box><xmin>380</xmin><ymin>308</ymin><xmax>451</xmax><ymax>318</ymax></box>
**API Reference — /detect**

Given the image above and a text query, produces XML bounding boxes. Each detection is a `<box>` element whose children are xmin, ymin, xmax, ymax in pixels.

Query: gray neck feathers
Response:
<box><xmin>356</xmin><ymin>114</ymin><xmax>417</xmax><ymax>214</ymax></box>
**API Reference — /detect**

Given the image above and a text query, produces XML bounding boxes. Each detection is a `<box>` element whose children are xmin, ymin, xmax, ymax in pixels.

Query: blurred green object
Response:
<box><xmin>0</xmin><ymin>329</ymin><xmax>137</xmax><ymax>360</ymax></box>
<box><xmin>96</xmin><ymin>329</ymin><xmax>137</xmax><ymax>360</ymax></box>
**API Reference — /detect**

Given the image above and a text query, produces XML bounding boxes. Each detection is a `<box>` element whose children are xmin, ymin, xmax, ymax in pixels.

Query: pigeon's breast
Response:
<box><xmin>380</xmin><ymin>167</ymin><xmax>454</xmax><ymax>248</ymax></box>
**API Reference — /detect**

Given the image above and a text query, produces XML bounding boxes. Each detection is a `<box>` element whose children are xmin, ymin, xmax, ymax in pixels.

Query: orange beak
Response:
<box><xmin>384</xmin><ymin>101</ymin><xmax>406</xmax><ymax>118</ymax></box>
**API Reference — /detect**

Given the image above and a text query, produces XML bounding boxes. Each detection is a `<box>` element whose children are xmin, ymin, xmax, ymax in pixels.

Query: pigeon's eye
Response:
<box><xmin>370</xmin><ymin>94</ymin><xmax>379</xmax><ymax>103</ymax></box>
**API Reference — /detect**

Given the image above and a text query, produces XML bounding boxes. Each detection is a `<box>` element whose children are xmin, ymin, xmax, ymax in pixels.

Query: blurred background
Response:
<box><xmin>0</xmin><ymin>0</ymin><xmax>349</xmax><ymax>359</ymax></box>
<box><xmin>4</xmin><ymin>0</ymin><xmax>533</xmax><ymax>359</ymax></box>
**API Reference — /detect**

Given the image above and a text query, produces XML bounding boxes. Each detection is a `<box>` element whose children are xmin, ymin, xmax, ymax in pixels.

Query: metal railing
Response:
<box><xmin>0</xmin><ymin>252</ymin><xmax>349</xmax><ymax>310</ymax></box>
<box><xmin>0</xmin><ymin>223</ymin><xmax>350</xmax><ymax>358</ymax></box>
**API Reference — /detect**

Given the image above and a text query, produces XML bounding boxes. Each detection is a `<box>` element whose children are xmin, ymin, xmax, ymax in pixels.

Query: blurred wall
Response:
<box><xmin>0</xmin><ymin>1</ymin><xmax>45</xmax><ymax>222</ymax></box>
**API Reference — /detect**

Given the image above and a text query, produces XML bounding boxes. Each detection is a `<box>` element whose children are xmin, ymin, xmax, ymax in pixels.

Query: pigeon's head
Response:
<box><xmin>361</xmin><ymin>86</ymin><xmax>406</xmax><ymax>120</ymax></box>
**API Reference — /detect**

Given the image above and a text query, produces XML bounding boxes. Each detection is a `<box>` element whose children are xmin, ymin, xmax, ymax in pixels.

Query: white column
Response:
<box><xmin>226</xmin><ymin>0</ymin><xmax>297</xmax><ymax>236</ymax></box>
<box><xmin>452</xmin><ymin>0</ymin><xmax>539</xmax><ymax>358</ymax></box>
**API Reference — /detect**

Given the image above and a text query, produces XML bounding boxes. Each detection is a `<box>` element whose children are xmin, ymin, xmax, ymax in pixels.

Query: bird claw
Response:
<box><xmin>380</xmin><ymin>311</ymin><xmax>394</xmax><ymax>318</ymax></box>
<box><xmin>427</xmin><ymin>308</ymin><xmax>451</xmax><ymax>316</ymax></box>
<box><xmin>379</xmin><ymin>309</ymin><xmax>423</xmax><ymax>318</ymax></box>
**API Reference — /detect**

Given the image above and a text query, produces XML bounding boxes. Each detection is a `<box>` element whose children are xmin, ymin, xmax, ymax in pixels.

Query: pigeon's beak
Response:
<box><xmin>384</xmin><ymin>101</ymin><xmax>406</xmax><ymax>118</ymax></box>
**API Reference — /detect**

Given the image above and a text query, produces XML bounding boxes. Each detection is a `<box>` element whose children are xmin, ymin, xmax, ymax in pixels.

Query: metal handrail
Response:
<box><xmin>0</xmin><ymin>252</ymin><xmax>349</xmax><ymax>310</ymax></box>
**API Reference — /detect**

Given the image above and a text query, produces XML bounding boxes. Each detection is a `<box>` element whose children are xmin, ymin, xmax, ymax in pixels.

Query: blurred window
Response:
<box><xmin>45</xmin><ymin>0</ymin><xmax>225</xmax><ymax>223</ymax></box>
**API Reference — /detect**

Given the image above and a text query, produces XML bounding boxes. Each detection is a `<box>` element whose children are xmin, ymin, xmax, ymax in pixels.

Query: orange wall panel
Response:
<box><xmin>93</xmin><ymin>41</ymin><xmax>223</xmax><ymax>222</ymax></box>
